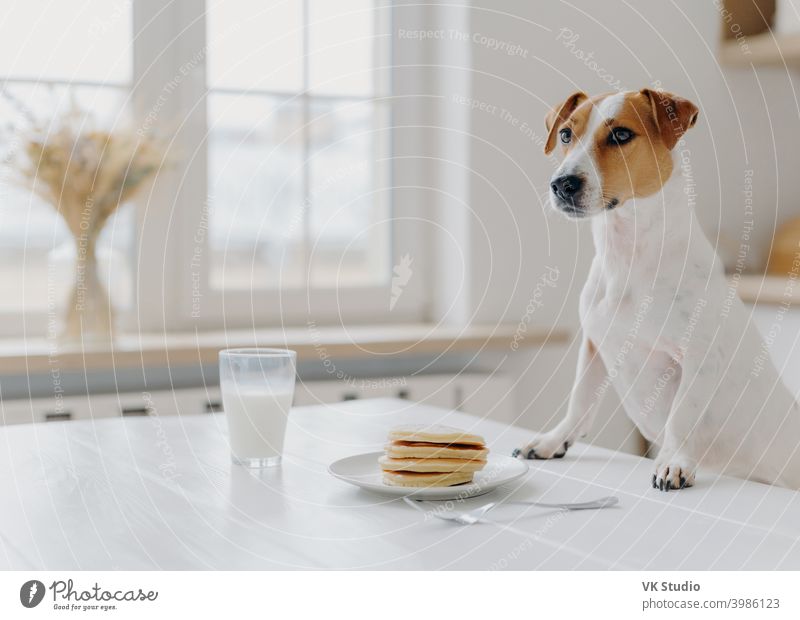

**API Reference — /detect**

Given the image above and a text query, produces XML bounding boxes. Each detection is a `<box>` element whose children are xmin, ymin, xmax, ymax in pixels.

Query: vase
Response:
<box><xmin>61</xmin><ymin>239</ymin><xmax>113</xmax><ymax>345</ymax></box>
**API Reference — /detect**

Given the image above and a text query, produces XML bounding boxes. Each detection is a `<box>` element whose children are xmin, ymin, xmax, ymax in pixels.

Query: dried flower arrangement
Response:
<box><xmin>4</xmin><ymin>92</ymin><xmax>165</xmax><ymax>343</ymax></box>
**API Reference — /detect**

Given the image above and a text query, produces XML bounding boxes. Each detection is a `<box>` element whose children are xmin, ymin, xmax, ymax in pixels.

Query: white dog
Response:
<box><xmin>513</xmin><ymin>88</ymin><xmax>800</xmax><ymax>491</ymax></box>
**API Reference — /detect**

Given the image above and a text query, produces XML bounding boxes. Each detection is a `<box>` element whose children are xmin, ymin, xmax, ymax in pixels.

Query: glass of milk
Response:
<box><xmin>219</xmin><ymin>348</ymin><xmax>297</xmax><ymax>468</ymax></box>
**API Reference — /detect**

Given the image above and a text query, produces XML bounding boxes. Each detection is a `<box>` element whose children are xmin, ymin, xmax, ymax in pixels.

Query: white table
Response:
<box><xmin>2</xmin><ymin>398</ymin><xmax>799</xmax><ymax>570</ymax></box>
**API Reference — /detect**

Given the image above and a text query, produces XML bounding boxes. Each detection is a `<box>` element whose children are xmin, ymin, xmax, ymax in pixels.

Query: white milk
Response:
<box><xmin>222</xmin><ymin>387</ymin><xmax>293</xmax><ymax>460</ymax></box>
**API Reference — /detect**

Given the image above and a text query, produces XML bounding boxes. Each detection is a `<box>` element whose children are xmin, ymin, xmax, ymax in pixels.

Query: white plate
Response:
<box><xmin>328</xmin><ymin>452</ymin><xmax>529</xmax><ymax>500</ymax></box>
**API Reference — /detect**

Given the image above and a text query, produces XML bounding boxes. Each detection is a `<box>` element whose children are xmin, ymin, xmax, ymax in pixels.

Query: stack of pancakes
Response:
<box><xmin>380</xmin><ymin>424</ymin><xmax>488</xmax><ymax>487</ymax></box>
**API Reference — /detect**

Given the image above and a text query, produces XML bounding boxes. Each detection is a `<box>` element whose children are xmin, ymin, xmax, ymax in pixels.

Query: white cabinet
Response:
<box><xmin>750</xmin><ymin>304</ymin><xmax>800</xmax><ymax>398</ymax></box>
<box><xmin>294</xmin><ymin>373</ymin><xmax>516</xmax><ymax>420</ymax></box>
<box><xmin>0</xmin><ymin>374</ymin><xmax>516</xmax><ymax>426</ymax></box>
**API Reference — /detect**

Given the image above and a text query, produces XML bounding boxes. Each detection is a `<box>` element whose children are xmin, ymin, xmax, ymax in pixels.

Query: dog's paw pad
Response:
<box><xmin>653</xmin><ymin>461</ymin><xmax>695</xmax><ymax>492</ymax></box>
<box><xmin>513</xmin><ymin>436</ymin><xmax>570</xmax><ymax>460</ymax></box>
<box><xmin>552</xmin><ymin>442</ymin><xmax>569</xmax><ymax>459</ymax></box>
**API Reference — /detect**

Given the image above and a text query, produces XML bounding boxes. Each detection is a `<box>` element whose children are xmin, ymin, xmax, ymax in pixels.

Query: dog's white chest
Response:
<box><xmin>579</xmin><ymin>264</ymin><xmax>684</xmax><ymax>442</ymax></box>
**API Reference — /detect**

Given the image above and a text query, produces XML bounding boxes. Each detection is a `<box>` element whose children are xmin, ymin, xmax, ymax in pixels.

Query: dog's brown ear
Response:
<box><xmin>544</xmin><ymin>91</ymin><xmax>587</xmax><ymax>154</ymax></box>
<box><xmin>640</xmin><ymin>88</ymin><xmax>698</xmax><ymax>150</ymax></box>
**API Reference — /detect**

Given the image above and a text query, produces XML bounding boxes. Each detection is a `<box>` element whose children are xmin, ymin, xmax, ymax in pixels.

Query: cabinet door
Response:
<box><xmin>750</xmin><ymin>304</ymin><xmax>800</xmax><ymax>398</ymax></box>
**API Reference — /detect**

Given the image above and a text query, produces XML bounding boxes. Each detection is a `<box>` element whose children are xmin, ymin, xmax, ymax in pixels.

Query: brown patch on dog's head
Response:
<box><xmin>640</xmin><ymin>88</ymin><xmax>699</xmax><ymax>150</ymax></box>
<box><xmin>592</xmin><ymin>91</ymin><xmax>681</xmax><ymax>206</ymax></box>
<box><xmin>545</xmin><ymin>89</ymin><xmax>699</xmax><ymax>218</ymax></box>
<box><xmin>544</xmin><ymin>91</ymin><xmax>587</xmax><ymax>154</ymax></box>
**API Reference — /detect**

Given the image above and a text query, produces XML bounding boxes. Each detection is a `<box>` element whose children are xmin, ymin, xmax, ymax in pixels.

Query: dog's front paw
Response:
<box><xmin>512</xmin><ymin>432</ymin><xmax>571</xmax><ymax>460</ymax></box>
<box><xmin>652</xmin><ymin>454</ymin><xmax>696</xmax><ymax>491</ymax></box>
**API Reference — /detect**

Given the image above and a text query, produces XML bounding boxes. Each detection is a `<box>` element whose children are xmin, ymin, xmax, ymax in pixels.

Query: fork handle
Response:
<box><xmin>504</xmin><ymin>496</ymin><xmax>619</xmax><ymax>510</ymax></box>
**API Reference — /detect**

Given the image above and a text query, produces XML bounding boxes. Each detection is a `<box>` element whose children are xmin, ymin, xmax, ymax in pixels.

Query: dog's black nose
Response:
<box><xmin>551</xmin><ymin>175</ymin><xmax>583</xmax><ymax>200</ymax></box>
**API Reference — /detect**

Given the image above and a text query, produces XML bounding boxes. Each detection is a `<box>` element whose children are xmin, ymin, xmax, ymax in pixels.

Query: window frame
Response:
<box><xmin>129</xmin><ymin>0</ymin><xmax>428</xmax><ymax>334</ymax></box>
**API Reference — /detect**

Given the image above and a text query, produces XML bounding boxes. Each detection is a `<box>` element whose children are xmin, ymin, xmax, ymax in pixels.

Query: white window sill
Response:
<box><xmin>0</xmin><ymin>323</ymin><xmax>568</xmax><ymax>374</ymax></box>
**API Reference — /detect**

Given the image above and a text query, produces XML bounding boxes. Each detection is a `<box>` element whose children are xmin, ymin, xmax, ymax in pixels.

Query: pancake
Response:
<box><xmin>382</xmin><ymin>470</ymin><xmax>474</xmax><ymax>487</ymax></box>
<box><xmin>378</xmin><ymin>455</ymin><xmax>487</xmax><ymax>473</ymax></box>
<box><xmin>385</xmin><ymin>441</ymin><xmax>489</xmax><ymax>460</ymax></box>
<box><xmin>387</xmin><ymin>424</ymin><xmax>485</xmax><ymax>447</ymax></box>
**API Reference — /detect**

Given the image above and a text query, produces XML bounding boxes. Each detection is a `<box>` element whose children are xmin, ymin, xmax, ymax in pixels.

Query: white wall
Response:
<box><xmin>420</xmin><ymin>1</ymin><xmax>800</xmax><ymax>453</ymax></box>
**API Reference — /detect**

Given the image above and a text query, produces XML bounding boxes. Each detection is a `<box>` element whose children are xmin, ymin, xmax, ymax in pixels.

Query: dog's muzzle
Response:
<box><xmin>550</xmin><ymin>174</ymin><xmax>585</xmax><ymax>216</ymax></box>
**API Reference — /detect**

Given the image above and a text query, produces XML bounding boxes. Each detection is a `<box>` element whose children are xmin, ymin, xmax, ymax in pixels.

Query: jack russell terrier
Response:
<box><xmin>513</xmin><ymin>88</ymin><xmax>800</xmax><ymax>491</ymax></box>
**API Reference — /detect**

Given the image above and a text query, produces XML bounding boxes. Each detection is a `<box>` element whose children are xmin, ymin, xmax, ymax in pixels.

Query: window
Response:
<box><xmin>205</xmin><ymin>0</ymin><xmax>391</xmax><ymax>291</ymax></box>
<box><xmin>0</xmin><ymin>1</ymin><xmax>421</xmax><ymax>337</ymax></box>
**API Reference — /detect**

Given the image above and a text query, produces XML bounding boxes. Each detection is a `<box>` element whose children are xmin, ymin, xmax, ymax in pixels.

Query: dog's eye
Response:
<box><xmin>559</xmin><ymin>127</ymin><xmax>572</xmax><ymax>144</ymax></box>
<box><xmin>609</xmin><ymin>127</ymin><xmax>634</xmax><ymax>145</ymax></box>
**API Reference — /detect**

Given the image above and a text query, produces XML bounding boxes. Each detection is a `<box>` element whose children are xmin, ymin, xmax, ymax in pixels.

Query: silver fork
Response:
<box><xmin>404</xmin><ymin>495</ymin><xmax>618</xmax><ymax>525</ymax></box>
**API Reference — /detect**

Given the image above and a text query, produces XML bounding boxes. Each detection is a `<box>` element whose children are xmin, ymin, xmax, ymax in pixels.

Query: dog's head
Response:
<box><xmin>544</xmin><ymin>89</ymin><xmax>698</xmax><ymax>219</ymax></box>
